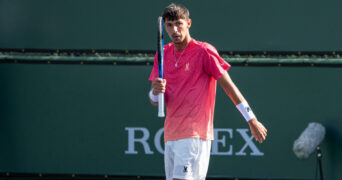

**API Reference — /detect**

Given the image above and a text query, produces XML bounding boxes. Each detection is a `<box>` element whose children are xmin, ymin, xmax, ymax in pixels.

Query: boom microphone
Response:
<box><xmin>292</xmin><ymin>122</ymin><xmax>325</xmax><ymax>159</ymax></box>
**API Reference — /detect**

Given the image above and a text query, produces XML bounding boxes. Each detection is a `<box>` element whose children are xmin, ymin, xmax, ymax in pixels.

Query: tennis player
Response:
<box><xmin>148</xmin><ymin>3</ymin><xmax>267</xmax><ymax>180</ymax></box>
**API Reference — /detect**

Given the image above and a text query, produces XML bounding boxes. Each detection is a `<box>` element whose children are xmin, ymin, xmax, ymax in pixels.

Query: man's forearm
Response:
<box><xmin>218</xmin><ymin>71</ymin><xmax>257</xmax><ymax>122</ymax></box>
<box><xmin>217</xmin><ymin>71</ymin><xmax>245</xmax><ymax>105</ymax></box>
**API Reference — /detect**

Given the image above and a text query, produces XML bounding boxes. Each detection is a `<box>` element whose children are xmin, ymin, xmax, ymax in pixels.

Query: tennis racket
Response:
<box><xmin>157</xmin><ymin>16</ymin><xmax>165</xmax><ymax>117</ymax></box>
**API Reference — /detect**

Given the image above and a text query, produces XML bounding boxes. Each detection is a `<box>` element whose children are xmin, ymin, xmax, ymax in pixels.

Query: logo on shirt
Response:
<box><xmin>185</xmin><ymin>62</ymin><xmax>190</xmax><ymax>71</ymax></box>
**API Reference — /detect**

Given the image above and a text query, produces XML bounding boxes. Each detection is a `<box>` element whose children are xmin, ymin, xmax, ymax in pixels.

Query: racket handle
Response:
<box><xmin>158</xmin><ymin>93</ymin><xmax>165</xmax><ymax>117</ymax></box>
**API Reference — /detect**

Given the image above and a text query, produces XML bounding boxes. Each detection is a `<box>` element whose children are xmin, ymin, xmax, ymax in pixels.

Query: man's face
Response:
<box><xmin>164</xmin><ymin>18</ymin><xmax>191</xmax><ymax>44</ymax></box>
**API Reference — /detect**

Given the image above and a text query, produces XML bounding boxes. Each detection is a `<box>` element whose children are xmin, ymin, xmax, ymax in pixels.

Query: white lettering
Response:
<box><xmin>211</xmin><ymin>129</ymin><xmax>233</xmax><ymax>155</ymax></box>
<box><xmin>235</xmin><ymin>129</ymin><xmax>264</xmax><ymax>156</ymax></box>
<box><xmin>154</xmin><ymin>128</ymin><xmax>164</xmax><ymax>154</ymax></box>
<box><xmin>124</xmin><ymin>127</ymin><xmax>264</xmax><ymax>156</ymax></box>
<box><xmin>125</xmin><ymin>127</ymin><xmax>154</xmax><ymax>154</ymax></box>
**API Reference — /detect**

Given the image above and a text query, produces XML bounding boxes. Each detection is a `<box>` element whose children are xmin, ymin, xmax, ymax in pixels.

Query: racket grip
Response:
<box><xmin>158</xmin><ymin>93</ymin><xmax>165</xmax><ymax>117</ymax></box>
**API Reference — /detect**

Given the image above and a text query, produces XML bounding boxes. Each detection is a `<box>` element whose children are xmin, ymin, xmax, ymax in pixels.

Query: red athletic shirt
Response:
<box><xmin>149</xmin><ymin>39</ymin><xmax>230</xmax><ymax>142</ymax></box>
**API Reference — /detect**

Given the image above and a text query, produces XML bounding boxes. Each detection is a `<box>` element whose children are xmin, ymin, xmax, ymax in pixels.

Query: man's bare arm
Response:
<box><xmin>217</xmin><ymin>71</ymin><xmax>267</xmax><ymax>143</ymax></box>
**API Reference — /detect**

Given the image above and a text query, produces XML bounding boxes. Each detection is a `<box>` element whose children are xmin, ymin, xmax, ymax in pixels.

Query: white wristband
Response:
<box><xmin>236</xmin><ymin>101</ymin><xmax>256</xmax><ymax>122</ymax></box>
<box><xmin>149</xmin><ymin>88</ymin><xmax>159</xmax><ymax>102</ymax></box>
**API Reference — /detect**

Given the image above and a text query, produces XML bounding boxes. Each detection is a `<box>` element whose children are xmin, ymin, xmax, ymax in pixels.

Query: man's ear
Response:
<box><xmin>187</xmin><ymin>19</ymin><xmax>192</xmax><ymax>28</ymax></box>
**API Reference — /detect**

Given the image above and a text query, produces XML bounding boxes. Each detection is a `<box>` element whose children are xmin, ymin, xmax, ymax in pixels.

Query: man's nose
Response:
<box><xmin>172</xmin><ymin>25</ymin><xmax>178</xmax><ymax>33</ymax></box>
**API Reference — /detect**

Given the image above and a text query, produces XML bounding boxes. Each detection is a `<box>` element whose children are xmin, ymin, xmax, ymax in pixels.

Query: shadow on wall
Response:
<box><xmin>325</xmin><ymin>118</ymin><xmax>342</xmax><ymax>180</ymax></box>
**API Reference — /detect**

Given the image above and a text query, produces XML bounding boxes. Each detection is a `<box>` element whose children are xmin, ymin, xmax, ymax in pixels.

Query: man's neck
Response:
<box><xmin>174</xmin><ymin>36</ymin><xmax>192</xmax><ymax>51</ymax></box>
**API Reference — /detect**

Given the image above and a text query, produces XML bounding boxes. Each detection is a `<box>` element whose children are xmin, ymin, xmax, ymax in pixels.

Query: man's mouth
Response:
<box><xmin>172</xmin><ymin>35</ymin><xmax>181</xmax><ymax>40</ymax></box>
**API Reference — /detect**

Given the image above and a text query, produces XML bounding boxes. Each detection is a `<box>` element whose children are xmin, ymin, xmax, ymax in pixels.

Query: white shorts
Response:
<box><xmin>164</xmin><ymin>138</ymin><xmax>212</xmax><ymax>180</ymax></box>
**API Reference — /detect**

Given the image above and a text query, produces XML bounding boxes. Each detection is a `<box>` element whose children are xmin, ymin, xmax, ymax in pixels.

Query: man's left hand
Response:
<box><xmin>248</xmin><ymin>119</ymin><xmax>267</xmax><ymax>143</ymax></box>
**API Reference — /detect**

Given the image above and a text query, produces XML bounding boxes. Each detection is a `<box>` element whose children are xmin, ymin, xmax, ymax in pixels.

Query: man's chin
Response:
<box><xmin>173</xmin><ymin>40</ymin><xmax>183</xmax><ymax>44</ymax></box>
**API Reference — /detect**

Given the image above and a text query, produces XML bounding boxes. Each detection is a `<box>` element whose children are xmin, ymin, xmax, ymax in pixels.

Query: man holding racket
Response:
<box><xmin>148</xmin><ymin>3</ymin><xmax>267</xmax><ymax>180</ymax></box>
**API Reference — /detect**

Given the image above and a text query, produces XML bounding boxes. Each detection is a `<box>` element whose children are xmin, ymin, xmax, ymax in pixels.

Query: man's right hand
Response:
<box><xmin>151</xmin><ymin>78</ymin><xmax>167</xmax><ymax>95</ymax></box>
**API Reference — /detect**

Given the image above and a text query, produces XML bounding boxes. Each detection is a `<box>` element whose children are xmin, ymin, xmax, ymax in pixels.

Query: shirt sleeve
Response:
<box><xmin>148</xmin><ymin>52</ymin><xmax>159</xmax><ymax>82</ymax></box>
<box><xmin>203</xmin><ymin>44</ymin><xmax>231</xmax><ymax>79</ymax></box>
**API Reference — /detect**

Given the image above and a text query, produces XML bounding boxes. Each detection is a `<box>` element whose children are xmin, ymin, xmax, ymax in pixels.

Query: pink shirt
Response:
<box><xmin>149</xmin><ymin>39</ymin><xmax>230</xmax><ymax>142</ymax></box>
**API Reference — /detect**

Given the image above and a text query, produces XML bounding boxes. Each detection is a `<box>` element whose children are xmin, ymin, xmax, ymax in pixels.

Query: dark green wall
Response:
<box><xmin>0</xmin><ymin>0</ymin><xmax>341</xmax><ymax>51</ymax></box>
<box><xmin>1</xmin><ymin>63</ymin><xmax>342</xmax><ymax>179</ymax></box>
